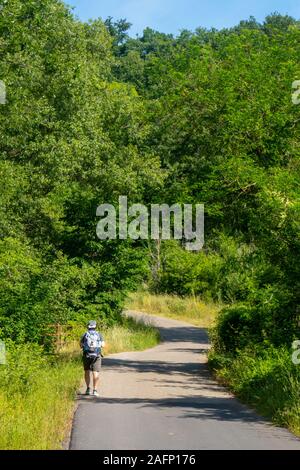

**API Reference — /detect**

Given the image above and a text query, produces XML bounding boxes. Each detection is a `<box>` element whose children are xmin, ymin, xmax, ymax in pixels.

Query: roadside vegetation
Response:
<box><xmin>209</xmin><ymin>346</ymin><xmax>300</xmax><ymax>436</ymax></box>
<box><xmin>126</xmin><ymin>291</ymin><xmax>220</xmax><ymax>328</ymax></box>
<box><xmin>0</xmin><ymin>317</ymin><xmax>159</xmax><ymax>450</ymax></box>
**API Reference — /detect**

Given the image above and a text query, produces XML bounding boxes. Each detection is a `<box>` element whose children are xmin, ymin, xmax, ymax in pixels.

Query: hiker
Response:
<box><xmin>80</xmin><ymin>320</ymin><xmax>105</xmax><ymax>397</ymax></box>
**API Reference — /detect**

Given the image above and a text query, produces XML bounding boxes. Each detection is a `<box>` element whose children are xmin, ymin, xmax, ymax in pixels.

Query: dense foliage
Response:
<box><xmin>0</xmin><ymin>0</ymin><xmax>162</xmax><ymax>345</ymax></box>
<box><xmin>108</xmin><ymin>13</ymin><xmax>300</xmax><ymax>353</ymax></box>
<box><xmin>1</xmin><ymin>1</ymin><xmax>299</xmax><ymax>371</ymax></box>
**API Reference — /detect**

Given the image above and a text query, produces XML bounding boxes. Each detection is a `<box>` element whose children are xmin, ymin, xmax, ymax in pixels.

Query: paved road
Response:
<box><xmin>70</xmin><ymin>312</ymin><xmax>300</xmax><ymax>450</ymax></box>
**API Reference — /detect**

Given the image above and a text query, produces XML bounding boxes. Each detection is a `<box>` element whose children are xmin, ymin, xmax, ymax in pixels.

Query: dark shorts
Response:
<box><xmin>83</xmin><ymin>355</ymin><xmax>102</xmax><ymax>372</ymax></box>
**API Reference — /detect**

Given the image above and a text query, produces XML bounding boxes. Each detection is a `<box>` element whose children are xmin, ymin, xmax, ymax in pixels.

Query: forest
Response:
<box><xmin>0</xmin><ymin>0</ymin><xmax>300</xmax><ymax>447</ymax></box>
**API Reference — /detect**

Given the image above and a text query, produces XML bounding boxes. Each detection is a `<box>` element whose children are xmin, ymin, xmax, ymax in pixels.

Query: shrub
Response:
<box><xmin>209</xmin><ymin>345</ymin><xmax>300</xmax><ymax>435</ymax></box>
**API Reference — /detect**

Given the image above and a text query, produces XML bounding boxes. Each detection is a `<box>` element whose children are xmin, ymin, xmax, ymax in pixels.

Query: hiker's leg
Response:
<box><xmin>92</xmin><ymin>371</ymin><xmax>100</xmax><ymax>390</ymax></box>
<box><xmin>85</xmin><ymin>370</ymin><xmax>91</xmax><ymax>388</ymax></box>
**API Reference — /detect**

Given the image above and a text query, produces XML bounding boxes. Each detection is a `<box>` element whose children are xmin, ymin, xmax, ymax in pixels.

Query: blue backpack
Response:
<box><xmin>83</xmin><ymin>331</ymin><xmax>102</xmax><ymax>358</ymax></box>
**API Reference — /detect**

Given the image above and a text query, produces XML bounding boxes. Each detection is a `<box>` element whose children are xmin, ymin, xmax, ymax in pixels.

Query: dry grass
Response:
<box><xmin>125</xmin><ymin>291</ymin><xmax>221</xmax><ymax>328</ymax></box>
<box><xmin>103</xmin><ymin>317</ymin><xmax>160</xmax><ymax>355</ymax></box>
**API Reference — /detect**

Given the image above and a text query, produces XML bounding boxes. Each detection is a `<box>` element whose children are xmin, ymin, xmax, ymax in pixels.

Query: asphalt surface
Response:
<box><xmin>70</xmin><ymin>311</ymin><xmax>300</xmax><ymax>450</ymax></box>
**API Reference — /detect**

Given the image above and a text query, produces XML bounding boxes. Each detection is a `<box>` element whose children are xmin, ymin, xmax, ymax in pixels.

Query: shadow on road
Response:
<box><xmin>102</xmin><ymin>357</ymin><xmax>210</xmax><ymax>377</ymax></box>
<box><xmin>157</xmin><ymin>325</ymin><xmax>209</xmax><ymax>344</ymax></box>
<box><xmin>77</xmin><ymin>355</ymin><xmax>271</xmax><ymax>427</ymax></box>
<box><xmin>83</xmin><ymin>395</ymin><xmax>276</xmax><ymax>427</ymax></box>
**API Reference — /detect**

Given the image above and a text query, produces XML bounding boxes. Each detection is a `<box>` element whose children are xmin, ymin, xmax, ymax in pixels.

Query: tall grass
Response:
<box><xmin>126</xmin><ymin>291</ymin><xmax>221</xmax><ymax>327</ymax></box>
<box><xmin>0</xmin><ymin>351</ymin><xmax>81</xmax><ymax>450</ymax></box>
<box><xmin>209</xmin><ymin>346</ymin><xmax>300</xmax><ymax>436</ymax></box>
<box><xmin>104</xmin><ymin>316</ymin><xmax>160</xmax><ymax>354</ymax></box>
<box><xmin>0</xmin><ymin>317</ymin><xmax>160</xmax><ymax>450</ymax></box>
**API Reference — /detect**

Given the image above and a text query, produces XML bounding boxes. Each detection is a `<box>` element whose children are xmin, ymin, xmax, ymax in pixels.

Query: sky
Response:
<box><xmin>65</xmin><ymin>0</ymin><xmax>300</xmax><ymax>36</ymax></box>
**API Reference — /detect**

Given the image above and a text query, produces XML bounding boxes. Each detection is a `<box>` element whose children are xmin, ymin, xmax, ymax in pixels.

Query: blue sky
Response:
<box><xmin>66</xmin><ymin>0</ymin><xmax>300</xmax><ymax>36</ymax></box>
